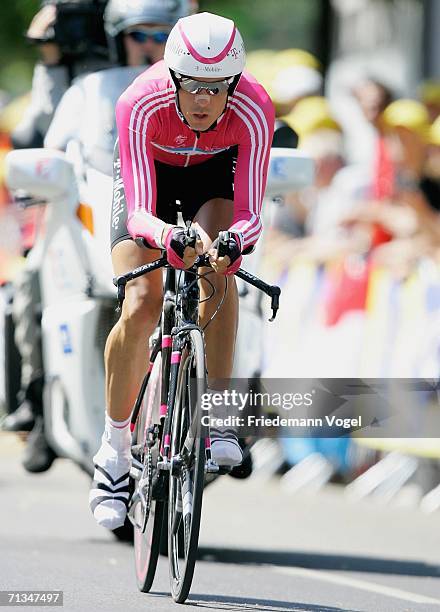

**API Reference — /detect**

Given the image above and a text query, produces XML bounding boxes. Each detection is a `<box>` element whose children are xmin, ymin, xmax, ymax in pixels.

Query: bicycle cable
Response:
<box><xmin>202</xmin><ymin>275</ymin><xmax>228</xmax><ymax>331</ymax></box>
<box><xmin>177</xmin><ymin>267</ymin><xmax>228</xmax><ymax>330</ymax></box>
<box><xmin>197</xmin><ymin>270</ymin><xmax>216</xmax><ymax>304</ymax></box>
<box><xmin>178</xmin><ymin>268</ymin><xmax>216</xmax><ymax>304</ymax></box>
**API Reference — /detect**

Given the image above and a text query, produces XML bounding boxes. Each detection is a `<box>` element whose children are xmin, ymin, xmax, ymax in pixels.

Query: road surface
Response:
<box><xmin>1</xmin><ymin>432</ymin><xmax>440</xmax><ymax>611</ymax></box>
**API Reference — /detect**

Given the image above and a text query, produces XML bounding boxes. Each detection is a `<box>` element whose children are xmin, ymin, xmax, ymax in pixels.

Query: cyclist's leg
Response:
<box><xmin>192</xmin><ymin>198</ymin><xmax>243</xmax><ymax>466</ymax></box>
<box><xmin>107</xmin><ymin>142</ymin><xmax>164</xmax><ymax>421</ymax></box>
<box><xmin>91</xmin><ymin>238</ymin><xmax>163</xmax><ymax>529</ymax></box>
<box><xmin>106</xmin><ymin>239</ymin><xmax>163</xmax><ymax>422</ymax></box>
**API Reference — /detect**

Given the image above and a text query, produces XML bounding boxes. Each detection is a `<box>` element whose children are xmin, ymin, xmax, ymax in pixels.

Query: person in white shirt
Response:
<box><xmin>45</xmin><ymin>0</ymin><xmax>195</xmax><ymax>176</ymax></box>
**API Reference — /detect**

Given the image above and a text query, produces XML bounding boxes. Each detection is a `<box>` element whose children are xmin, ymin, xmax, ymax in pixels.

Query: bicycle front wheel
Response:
<box><xmin>168</xmin><ymin>329</ymin><xmax>207</xmax><ymax>603</ymax></box>
<box><xmin>133</xmin><ymin>352</ymin><xmax>166</xmax><ymax>593</ymax></box>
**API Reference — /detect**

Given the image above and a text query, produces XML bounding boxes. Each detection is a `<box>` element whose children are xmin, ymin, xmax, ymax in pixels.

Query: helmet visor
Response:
<box><xmin>175</xmin><ymin>73</ymin><xmax>234</xmax><ymax>95</ymax></box>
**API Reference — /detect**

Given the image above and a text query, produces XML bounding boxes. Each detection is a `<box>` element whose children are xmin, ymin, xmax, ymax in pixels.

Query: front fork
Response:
<box><xmin>158</xmin><ymin>329</ymin><xmax>219</xmax><ymax>476</ymax></box>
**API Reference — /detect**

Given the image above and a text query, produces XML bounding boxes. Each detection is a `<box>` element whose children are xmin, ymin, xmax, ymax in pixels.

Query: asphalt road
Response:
<box><xmin>1</xmin><ymin>432</ymin><xmax>440</xmax><ymax>612</ymax></box>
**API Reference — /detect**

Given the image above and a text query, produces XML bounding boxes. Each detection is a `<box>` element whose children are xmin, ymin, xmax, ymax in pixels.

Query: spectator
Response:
<box><xmin>384</xmin><ymin>99</ymin><xmax>438</xmax><ymax>212</ymax></box>
<box><xmin>265</xmin><ymin>98</ymin><xmax>339</xmax><ymax>246</ymax></box>
<box><xmin>271</xmin><ymin>49</ymin><xmax>323</xmax><ymax>117</ymax></box>
<box><xmin>265</xmin><ymin>99</ymin><xmax>370</xmax><ymax>266</ymax></box>
<box><xmin>343</xmin><ymin>99</ymin><xmax>439</xmax><ymax>277</ymax></box>
<box><xmin>272</xmin><ymin>66</ymin><xmax>323</xmax><ymax>118</ymax></box>
<box><xmin>328</xmin><ymin>73</ymin><xmax>394</xmax><ymax>166</ymax></box>
<box><xmin>284</xmin><ymin>96</ymin><xmax>340</xmax><ymax>145</ymax></box>
<box><xmin>352</xmin><ymin>81</ymin><xmax>396</xmax><ymax>248</ymax></box>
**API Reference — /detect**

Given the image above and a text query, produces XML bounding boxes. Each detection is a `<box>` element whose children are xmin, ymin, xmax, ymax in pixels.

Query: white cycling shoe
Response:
<box><xmin>89</xmin><ymin>437</ymin><xmax>132</xmax><ymax>530</ymax></box>
<box><xmin>210</xmin><ymin>427</ymin><xmax>243</xmax><ymax>467</ymax></box>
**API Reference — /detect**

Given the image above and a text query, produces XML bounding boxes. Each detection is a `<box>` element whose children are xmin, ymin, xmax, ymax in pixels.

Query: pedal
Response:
<box><xmin>205</xmin><ymin>458</ymin><xmax>219</xmax><ymax>473</ymax></box>
<box><xmin>205</xmin><ymin>459</ymin><xmax>232</xmax><ymax>475</ymax></box>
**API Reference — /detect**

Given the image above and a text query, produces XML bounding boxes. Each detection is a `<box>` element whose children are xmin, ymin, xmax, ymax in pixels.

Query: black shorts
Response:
<box><xmin>110</xmin><ymin>143</ymin><xmax>237</xmax><ymax>250</ymax></box>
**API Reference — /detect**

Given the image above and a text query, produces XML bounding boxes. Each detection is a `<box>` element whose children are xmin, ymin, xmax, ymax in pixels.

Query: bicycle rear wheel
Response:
<box><xmin>133</xmin><ymin>352</ymin><xmax>166</xmax><ymax>593</ymax></box>
<box><xmin>168</xmin><ymin>329</ymin><xmax>207</xmax><ymax>603</ymax></box>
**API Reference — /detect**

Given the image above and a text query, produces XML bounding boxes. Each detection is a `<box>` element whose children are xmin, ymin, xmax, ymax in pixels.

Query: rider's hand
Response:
<box><xmin>208</xmin><ymin>232</ymin><xmax>242</xmax><ymax>275</ymax></box>
<box><xmin>163</xmin><ymin>225</ymin><xmax>203</xmax><ymax>269</ymax></box>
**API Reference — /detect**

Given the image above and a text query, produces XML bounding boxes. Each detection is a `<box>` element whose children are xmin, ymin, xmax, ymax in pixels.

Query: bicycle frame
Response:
<box><xmin>129</xmin><ymin>261</ymin><xmax>216</xmax><ymax>482</ymax></box>
<box><xmin>117</xmin><ymin>255</ymin><xmax>280</xmax><ymax>436</ymax></box>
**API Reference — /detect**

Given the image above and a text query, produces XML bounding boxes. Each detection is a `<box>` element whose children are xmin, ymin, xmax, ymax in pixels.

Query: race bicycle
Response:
<box><xmin>115</xmin><ymin>227</ymin><xmax>281</xmax><ymax>604</ymax></box>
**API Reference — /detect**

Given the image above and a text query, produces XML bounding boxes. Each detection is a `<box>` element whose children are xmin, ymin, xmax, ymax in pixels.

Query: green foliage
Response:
<box><xmin>199</xmin><ymin>0</ymin><xmax>321</xmax><ymax>52</ymax></box>
<box><xmin>0</xmin><ymin>0</ymin><xmax>39</xmax><ymax>95</ymax></box>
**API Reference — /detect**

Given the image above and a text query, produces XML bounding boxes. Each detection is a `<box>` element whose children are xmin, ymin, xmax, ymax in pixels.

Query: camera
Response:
<box><xmin>29</xmin><ymin>0</ymin><xmax>108</xmax><ymax>59</ymax></box>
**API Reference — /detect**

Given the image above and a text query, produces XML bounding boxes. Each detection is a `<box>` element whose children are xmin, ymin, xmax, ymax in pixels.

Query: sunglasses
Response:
<box><xmin>126</xmin><ymin>29</ymin><xmax>170</xmax><ymax>44</ymax></box>
<box><xmin>176</xmin><ymin>73</ymin><xmax>234</xmax><ymax>96</ymax></box>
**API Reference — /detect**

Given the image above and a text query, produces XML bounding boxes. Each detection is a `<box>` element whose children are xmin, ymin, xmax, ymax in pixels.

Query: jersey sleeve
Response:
<box><xmin>115</xmin><ymin>85</ymin><xmax>167</xmax><ymax>248</ymax></box>
<box><xmin>228</xmin><ymin>90</ymin><xmax>274</xmax><ymax>250</ymax></box>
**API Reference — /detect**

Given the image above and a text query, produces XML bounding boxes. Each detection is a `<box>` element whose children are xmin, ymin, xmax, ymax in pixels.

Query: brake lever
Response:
<box><xmin>217</xmin><ymin>230</ymin><xmax>229</xmax><ymax>258</ymax></box>
<box><xmin>115</xmin><ymin>278</ymin><xmax>127</xmax><ymax>312</ymax></box>
<box><xmin>184</xmin><ymin>220</ymin><xmax>197</xmax><ymax>250</ymax></box>
<box><xmin>269</xmin><ymin>286</ymin><xmax>280</xmax><ymax>322</ymax></box>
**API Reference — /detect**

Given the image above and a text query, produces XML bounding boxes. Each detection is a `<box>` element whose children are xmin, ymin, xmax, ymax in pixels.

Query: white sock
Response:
<box><xmin>103</xmin><ymin>413</ymin><xmax>131</xmax><ymax>453</ymax></box>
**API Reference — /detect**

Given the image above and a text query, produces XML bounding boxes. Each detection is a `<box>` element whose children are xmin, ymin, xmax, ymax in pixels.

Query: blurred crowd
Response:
<box><xmin>249</xmin><ymin>48</ymin><xmax>440</xmax><ymax>491</ymax></box>
<box><xmin>247</xmin><ymin>47</ymin><xmax>440</xmax><ymax>283</ymax></box>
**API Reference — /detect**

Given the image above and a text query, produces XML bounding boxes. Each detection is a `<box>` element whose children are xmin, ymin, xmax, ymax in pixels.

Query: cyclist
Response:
<box><xmin>89</xmin><ymin>12</ymin><xmax>274</xmax><ymax>530</ymax></box>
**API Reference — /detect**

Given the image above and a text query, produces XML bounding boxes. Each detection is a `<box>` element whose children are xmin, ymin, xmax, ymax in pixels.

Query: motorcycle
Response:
<box><xmin>4</xmin><ymin>148</ymin><xmax>115</xmax><ymax>473</ymax></box>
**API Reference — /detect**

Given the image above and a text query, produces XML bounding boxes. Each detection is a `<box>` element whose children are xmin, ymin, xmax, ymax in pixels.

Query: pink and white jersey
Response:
<box><xmin>115</xmin><ymin>60</ymin><xmax>274</xmax><ymax>250</ymax></box>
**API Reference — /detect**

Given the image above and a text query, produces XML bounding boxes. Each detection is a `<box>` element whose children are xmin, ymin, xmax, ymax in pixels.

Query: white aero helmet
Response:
<box><xmin>164</xmin><ymin>12</ymin><xmax>245</xmax><ymax>78</ymax></box>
